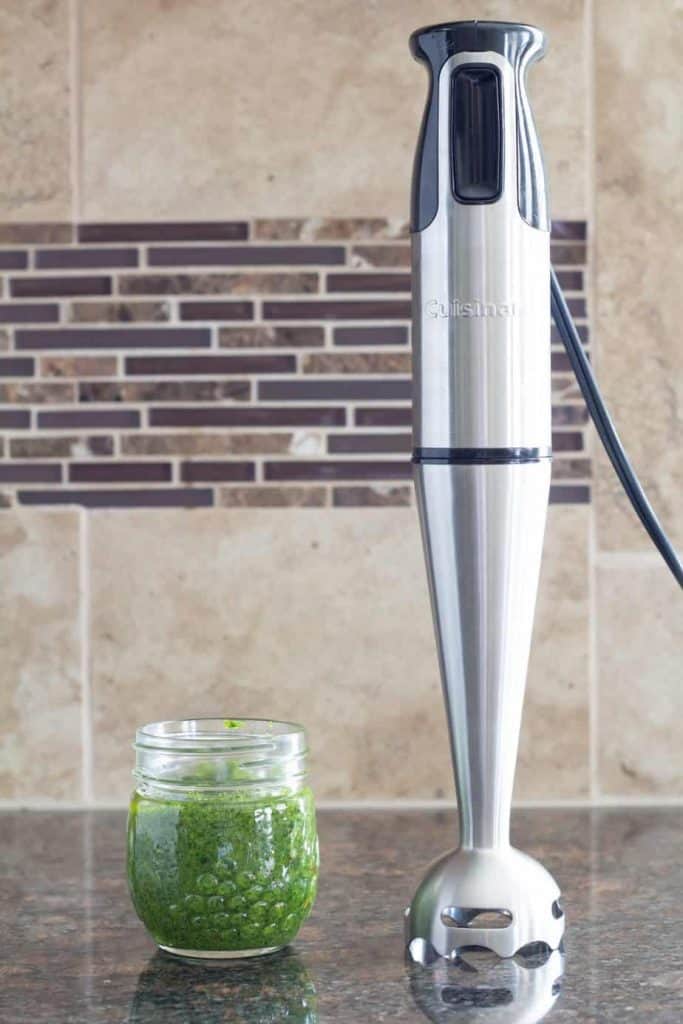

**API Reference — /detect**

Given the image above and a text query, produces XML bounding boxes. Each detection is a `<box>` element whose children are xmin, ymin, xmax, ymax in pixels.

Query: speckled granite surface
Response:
<box><xmin>1</xmin><ymin>808</ymin><xmax>681</xmax><ymax>1022</ymax></box>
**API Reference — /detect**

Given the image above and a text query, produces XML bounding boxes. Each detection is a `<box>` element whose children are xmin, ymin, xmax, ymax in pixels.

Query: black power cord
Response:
<box><xmin>551</xmin><ymin>266</ymin><xmax>683</xmax><ymax>588</ymax></box>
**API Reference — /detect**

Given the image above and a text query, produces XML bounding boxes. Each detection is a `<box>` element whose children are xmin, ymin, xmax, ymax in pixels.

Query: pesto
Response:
<box><xmin>127</xmin><ymin>786</ymin><xmax>318</xmax><ymax>953</ymax></box>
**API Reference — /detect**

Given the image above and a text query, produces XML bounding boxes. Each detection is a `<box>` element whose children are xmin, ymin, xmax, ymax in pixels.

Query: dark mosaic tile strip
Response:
<box><xmin>179</xmin><ymin>300</ymin><xmax>254</xmax><ymax>321</ymax></box>
<box><xmin>555</xmin><ymin>270</ymin><xmax>583</xmax><ymax>291</ymax></box>
<box><xmin>149</xmin><ymin>406</ymin><xmax>346</xmax><ymax>428</ymax></box>
<box><xmin>0</xmin><ymin>357</ymin><xmax>34</xmax><ymax>377</ymax></box>
<box><xmin>79</xmin><ymin>222</ymin><xmax>248</xmax><ymax>243</ymax></box>
<box><xmin>563</xmin><ymin>297</ymin><xmax>587</xmax><ymax>318</ymax></box>
<box><xmin>17</xmin><ymin>488</ymin><xmax>213</xmax><ymax>508</ymax></box>
<box><xmin>551</xmin><ymin>432</ymin><xmax>584</xmax><ymax>452</ymax></box>
<box><xmin>0</xmin><ymin>251</ymin><xmax>28</xmax><ymax>270</ymax></box>
<box><xmin>0</xmin><ymin>409</ymin><xmax>31</xmax><ymax>429</ymax></box>
<box><xmin>552</xmin><ymin>351</ymin><xmax>590</xmax><ymax>372</ymax></box>
<box><xmin>550</xmin><ymin>221</ymin><xmax>587</xmax><ymax>240</ymax></box>
<box><xmin>11</xmin><ymin>276</ymin><xmax>112</xmax><ymax>299</ymax></box>
<box><xmin>69</xmin><ymin>461</ymin><xmax>172</xmax><ymax>483</ymax></box>
<box><xmin>259</xmin><ymin>379</ymin><xmax>411</xmax><ymax>401</ymax></box>
<box><xmin>125</xmin><ymin>354</ymin><xmax>294</xmax><ymax>375</ymax></box>
<box><xmin>264</xmin><ymin>460</ymin><xmax>412</xmax><ymax>482</ymax></box>
<box><xmin>15</xmin><ymin>328</ymin><xmax>211</xmax><ymax>350</ymax></box>
<box><xmin>37</xmin><ymin>409</ymin><xmax>140</xmax><ymax>429</ymax></box>
<box><xmin>263</xmin><ymin>299</ymin><xmax>411</xmax><ymax>320</ymax></box>
<box><xmin>181</xmin><ymin>461</ymin><xmax>256</xmax><ymax>483</ymax></box>
<box><xmin>36</xmin><ymin>248</ymin><xmax>139</xmax><ymax>269</ymax></box>
<box><xmin>327</xmin><ymin>273</ymin><xmax>410</xmax><ymax>293</ymax></box>
<box><xmin>0</xmin><ymin>304</ymin><xmax>59</xmax><ymax>323</ymax></box>
<box><xmin>0</xmin><ymin>463</ymin><xmax>62</xmax><ymax>484</ymax></box>
<box><xmin>334</xmin><ymin>326</ymin><xmax>408</xmax><ymax>346</ymax></box>
<box><xmin>0</xmin><ymin>218</ymin><xmax>592</xmax><ymax>511</ymax></box>
<box><xmin>355</xmin><ymin>406</ymin><xmax>411</xmax><ymax>427</ymax></box>
<box><xmin>549</xmin><ymin>484</ymin><xmax>590</xmax><ymax>503</ymax></box>
<box><xmin>149</xmin><ymin>246</ymin><xmax>344</xmax><ymax>267</ymax></box>
<box><xmin>329</xmin><ymin>433</ymin><xmax>410</xmax><ymax>455</ymax></box>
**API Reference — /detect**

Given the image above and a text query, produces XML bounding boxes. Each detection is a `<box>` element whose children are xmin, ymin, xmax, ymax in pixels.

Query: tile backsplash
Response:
<box><xmin>1</xmin><ymin>0</ymin><xmax>680</xmax><ymax>807</ymax></box>
<box><xmin>0</xmin><ymin>218</ymin><xmax>590</xmax><ymax>510</ymax></box>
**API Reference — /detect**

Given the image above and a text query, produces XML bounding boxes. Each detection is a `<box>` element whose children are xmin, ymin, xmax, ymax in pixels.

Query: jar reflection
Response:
<box><xmin>128</xmin><ymin>949</ymin><xmax>318</xmax><ymax>1024</ymax></box>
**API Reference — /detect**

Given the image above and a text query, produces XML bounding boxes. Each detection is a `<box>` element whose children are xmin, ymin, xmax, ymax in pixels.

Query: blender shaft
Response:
<box><xmin>415</xmin><ymin>459</ymin><xmax>550</xmax><ymax>850</ymax></box>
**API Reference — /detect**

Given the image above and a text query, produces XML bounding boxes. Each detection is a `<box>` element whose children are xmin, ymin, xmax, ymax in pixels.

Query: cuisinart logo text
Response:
<box><xmin>424</xmin><ymin>299</ymin><xmax>517</xmax><ymax>319</ymax></box>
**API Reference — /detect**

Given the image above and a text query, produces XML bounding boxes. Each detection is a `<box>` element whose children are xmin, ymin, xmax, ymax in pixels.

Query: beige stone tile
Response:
<box><xmin>81</xmin><ymin>0</ymin><xmax>586</xmax><ymax>220</ymax></box>
<box><xmin>0</xmin><ymin>2</ymin><xmax>71</xmax><ymax>220</ymax></box>
<box><xmin>0</xmin><ymin>510</ymin><xmax>82</xmax><ymax>799</ymax></box>
<box><xmin>90</xmin><ymin>505</ymin><xmax>589</xmax><ymax>802</ymax></box>
<box><xmin>517</xmin><ymin>505</ymin><xmax>590</xmax><ymax>798</ymax></box>
<box><xmin>595</xmin><ymin>0</ymin><xmax>682</xmax><ymax>552</ymax></box>
<box><xmin>597</xmin><ymin>563</ymin><xmax>683</xmax><ymax>796</ymax></box>
<box><xmin>89</xmin><ymin>508</ymin><xmax>450</xmax><ymax>801</ymax></box>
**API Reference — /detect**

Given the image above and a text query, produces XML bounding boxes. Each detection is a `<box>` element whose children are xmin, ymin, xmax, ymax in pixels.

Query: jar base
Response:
<box><xmin>159</xmin><ymin>943</ymin><xmax>285</xmax><ymax>962</ymax></box>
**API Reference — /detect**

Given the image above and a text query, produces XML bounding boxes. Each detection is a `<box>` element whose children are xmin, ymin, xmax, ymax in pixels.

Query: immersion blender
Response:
<box><xmin>405</xmin><ymin>19</ymin><xmax>682</xmax><ymax>963</ymax></box>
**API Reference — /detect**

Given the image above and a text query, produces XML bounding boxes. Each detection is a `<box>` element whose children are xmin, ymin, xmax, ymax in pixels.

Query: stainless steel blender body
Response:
<box><xmin>407</xmin><ymin>21</ymin><xmax>565</xmax><ymax>961</ymax></box>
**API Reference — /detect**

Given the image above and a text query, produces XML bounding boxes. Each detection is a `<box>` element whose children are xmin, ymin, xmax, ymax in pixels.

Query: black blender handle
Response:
<box><xmin>409</xmin><ymin>20</ymin><xmax>548</xmax><ymax>232</ymax></box>
<box><xmin>551</xmin><ymin>267</ymin><xmax>683</xmax><ymax>588</ymax></box>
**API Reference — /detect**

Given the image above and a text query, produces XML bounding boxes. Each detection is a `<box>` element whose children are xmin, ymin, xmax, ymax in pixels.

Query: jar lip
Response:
<box><xmin>134</xmin><ymin>717</ymin><xmax>307</xmax><ymax>754</ymax></box>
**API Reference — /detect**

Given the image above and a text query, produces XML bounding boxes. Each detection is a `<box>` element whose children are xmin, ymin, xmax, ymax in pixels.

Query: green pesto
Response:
<box><xmin>127</xmin><ymin>786</ymin><xmax>318</xmax><ymax>952</ymax></box>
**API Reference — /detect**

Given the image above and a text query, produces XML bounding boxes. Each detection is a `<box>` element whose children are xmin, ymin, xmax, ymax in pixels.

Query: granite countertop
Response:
<box><xmin>1</xmin><ymin>808</ymin><xmax>681</xmax><ymax>1023</ymax></box>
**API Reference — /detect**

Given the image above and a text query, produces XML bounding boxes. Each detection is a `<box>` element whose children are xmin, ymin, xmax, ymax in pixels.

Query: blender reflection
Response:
<box><xmin>127</xmin><ymin>949</ymin><xmax>318</xmax><ymax>1024</ymax></box>
<box><xmin>409</xmin><ymin>946</ymin><xmax>565</xmax><ymax>1024</ymax></box>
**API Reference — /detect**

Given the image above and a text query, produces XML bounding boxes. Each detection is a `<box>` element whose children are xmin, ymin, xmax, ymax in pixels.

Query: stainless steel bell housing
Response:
<box><xmin>406</xmin><ymin>846</ymin><xmax>565</xmax><ymax>962</ymax></box>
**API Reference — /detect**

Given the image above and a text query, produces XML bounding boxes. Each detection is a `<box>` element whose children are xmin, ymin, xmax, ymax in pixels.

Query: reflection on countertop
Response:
<box><xmin>1</xmin><ymin>808</ymin><xmax>681</xmax><ymax>1022</ymax></box>
<box><xmin>408</xmin><ymin>947</ymin><xmax>564</xmax><ymax>1024</ymax></box>
<box><xmin>129</xmin><ymin>949</ymin><xmax>318</xmax><ymax>1023</ymax></box>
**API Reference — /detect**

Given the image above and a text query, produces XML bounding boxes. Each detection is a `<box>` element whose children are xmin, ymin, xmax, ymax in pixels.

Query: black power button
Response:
<box><xmin>451</xmin><ymin>65</ymin><xmax>503</xmax><ymax>203</ymax></box>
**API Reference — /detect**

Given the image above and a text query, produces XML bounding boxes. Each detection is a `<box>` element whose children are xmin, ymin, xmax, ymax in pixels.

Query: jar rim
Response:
<box><xmin>134</xmin><ymin>717</ymin><xmax>307</xmax><ymax>756</ymax></box>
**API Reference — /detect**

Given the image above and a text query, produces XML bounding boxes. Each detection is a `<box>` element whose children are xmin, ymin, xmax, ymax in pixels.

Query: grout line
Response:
<box><xmin>315</xmin><ymin>796</ymin><xmax>683</xmax><ymax>809</ymax></box>
<box><xmin>1</xmin><ymin>795</ymin><xmax>683</xmax><ymax>812</ymax></box>
<box><xmin>586</xmin><ymin>0</ymin><xmax>600</xmax><ymax>804</ymax></box>
<box><xmin>588</xmin><ymin>478</ymin><xmax>599</xmax><ymax>801</ymax></box>
<box><xmin>68</xmin><ymin>0</ymin><xmax>83</xmax><ymax>225</ymax></box>
<box><xmin>78</xmin><ymin>507</ymin><xmax>93</xmax><ymax>804</ymax></box>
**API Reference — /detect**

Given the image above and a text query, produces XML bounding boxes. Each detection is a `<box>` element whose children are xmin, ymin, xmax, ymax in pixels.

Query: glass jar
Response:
<box><xmin>127</xmin><ymin>719</ymin><xmax>318</xmax><ymax>960</ymax></box>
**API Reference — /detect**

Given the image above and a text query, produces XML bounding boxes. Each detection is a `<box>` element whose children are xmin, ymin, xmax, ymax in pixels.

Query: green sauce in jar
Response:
<box><xmin>127</xmin><ymin>719</ymin><xmax>318</xmax><ymax>957</ymax></box>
